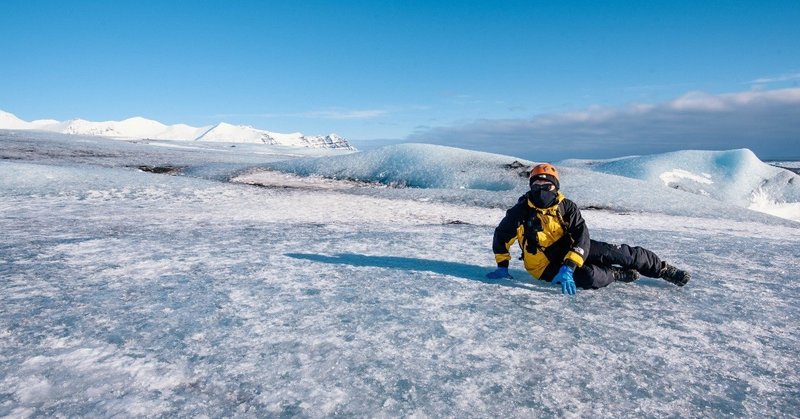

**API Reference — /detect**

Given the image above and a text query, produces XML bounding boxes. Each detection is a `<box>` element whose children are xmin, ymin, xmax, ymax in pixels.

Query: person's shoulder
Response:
<box><xmin>506</xmin><ymin>194</ymin><xmax>529</xmax><ymax>213</ymax></box>
<box><xmin>558</xmin><ymin>195</ymin><xmax>580</xmax><ymax>212</ymax></box>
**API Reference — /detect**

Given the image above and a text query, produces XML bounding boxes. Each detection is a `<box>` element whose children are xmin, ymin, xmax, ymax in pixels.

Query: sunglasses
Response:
<box><xmin>530</xmin><ymin>182</ymin><xmax>555</xmax><ymax>191</ymax></box>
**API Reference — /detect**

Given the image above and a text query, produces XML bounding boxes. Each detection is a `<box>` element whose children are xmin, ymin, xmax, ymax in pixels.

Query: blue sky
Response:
<box><xmin>2</xmin><ymin>0</ymin><xmax>799</xmax><ymax>160</ymax></box>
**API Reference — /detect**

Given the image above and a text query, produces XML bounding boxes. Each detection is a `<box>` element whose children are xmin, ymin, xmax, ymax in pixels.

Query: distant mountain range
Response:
<box><xmin>0</xmin><ymin>110</ymin><xmax>355</xmax><ymax>150</ymax></box>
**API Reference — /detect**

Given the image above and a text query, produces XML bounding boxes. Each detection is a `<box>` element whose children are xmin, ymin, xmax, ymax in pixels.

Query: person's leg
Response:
<box><xmin>573</xmin><ymin>264</ymin><xmax>616</xmax><ymax>289</ymax></box>
<box><xmin>587</xmin><ymin>240</ymin><xmax>665</xmax><ymax>278</ymax></box>
<box><xmin>541</xmin><ymin>259</ymin><xmax>616</xmax><ymax>289</ymax></box>
<box><xmin>588</xmin><ymin>239</ymin><xmax>690</xmax><ymax>286</ymax></box>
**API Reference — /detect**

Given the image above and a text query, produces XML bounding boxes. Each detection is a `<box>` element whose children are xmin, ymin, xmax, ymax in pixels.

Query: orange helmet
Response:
<box><xmin>529</xmin><ymin>163</ymin><xmax>560</xmax><ymax>190</ymax></box>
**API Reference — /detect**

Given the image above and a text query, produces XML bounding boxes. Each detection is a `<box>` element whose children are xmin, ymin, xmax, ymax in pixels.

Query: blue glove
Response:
<box><xmin>551</xmin><ymin>265</ymin><xmax>577</xmax><ymax>295</ymax></box>
<box><xmin>486</xmin><ymin>267</ymin><xmax>513</xmax><ymax>279</ymax></box>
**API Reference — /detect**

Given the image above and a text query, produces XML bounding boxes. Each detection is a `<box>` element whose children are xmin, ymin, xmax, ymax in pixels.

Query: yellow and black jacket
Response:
<box><xmin>492</xmin><ymin>192</ymin><xmax>590</xmax><ymax>281</ymax></box>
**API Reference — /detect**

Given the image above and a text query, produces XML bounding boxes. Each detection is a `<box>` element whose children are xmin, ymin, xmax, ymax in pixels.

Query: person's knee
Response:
<box><xmin>575</xmin><ymin>265</ymin><xmax>614</xmax><ymax>289</ymax></box>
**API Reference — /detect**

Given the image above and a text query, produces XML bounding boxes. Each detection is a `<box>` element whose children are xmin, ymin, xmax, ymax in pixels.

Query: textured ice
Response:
<box><xmin>263</xmin><ymin>143</ymin><xmax>799</xmax><ymax>223</ymax></box>
<box><xmin>2</xmin><ymin>130</ymin><xmax>799</xmax><ymax>417</ymax></box>
<box><xmin>561</xmin><ymin>149</ymin><xmax>800</xmax><ymax>221</ymax></box>
<box><xmin>268</xmin><ymin>143</ymin><xmax>531</xmax><ymax>191</ymax></box>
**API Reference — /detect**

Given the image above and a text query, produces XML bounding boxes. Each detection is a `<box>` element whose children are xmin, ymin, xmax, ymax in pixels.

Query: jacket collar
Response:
<box><xmin>526</xmin><ymin>191</ymin><xmax>564</xmax><ymax>210</ymax></box>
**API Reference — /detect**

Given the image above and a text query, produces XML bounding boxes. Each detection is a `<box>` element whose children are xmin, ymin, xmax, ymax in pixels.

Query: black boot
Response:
<box><xmin>611</xmin><ymin>267</ymin><xmax>640</xmax><ymax>283</ymax></box>
<box><xmin>659</xmin><ymin>264</ymin><xmax>690</xmax><ymax>287</ymax></box>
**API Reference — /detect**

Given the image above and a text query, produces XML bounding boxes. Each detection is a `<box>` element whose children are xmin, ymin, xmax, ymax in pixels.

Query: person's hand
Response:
<box><xmin>486</xmin><ymin>267</ymin><xmax>513</xmax><ymax>279</ymax></box>
<box><xmin>551</xmin><ymin>265</ymin><xmax>576</xmax><ymax>295</ymax></box>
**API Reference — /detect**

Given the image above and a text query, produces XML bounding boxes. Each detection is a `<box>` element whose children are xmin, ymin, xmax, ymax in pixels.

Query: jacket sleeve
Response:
<box><xmin>492</xmin><ymin>203</ymin><xmax>524</xmax><ymax>267</ymax></box>
<box><xmin>560</xmin><ymin>199</ymin><xmax>590</xmax><ymax>269</ymax></box>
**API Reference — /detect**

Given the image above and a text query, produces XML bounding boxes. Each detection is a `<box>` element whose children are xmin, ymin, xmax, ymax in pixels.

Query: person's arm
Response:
<box><xmin>549</xmin><ymin>199</ymin><xmax>588</xmax><ymax>294</ymax></box>
<box><xmin>486</xmin><ymin>203</ymin><xmax>524</xmax><ymax>279</ymax></box>
<box><xmin>492</xmin><ymin>203</ymin><xmax>524</xmax><ymax>268</ymax></box>
<box><xmin>560</xmin><ymin>199</ymin><xmax>590</xmax><ymax>270</ymax></box>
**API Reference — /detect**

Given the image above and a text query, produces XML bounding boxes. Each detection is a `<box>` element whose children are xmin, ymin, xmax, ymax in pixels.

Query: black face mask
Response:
<box><xmin>528</xmin><ymin>187</ymin><xmax>558</xmax><ymax>208</ymax></box>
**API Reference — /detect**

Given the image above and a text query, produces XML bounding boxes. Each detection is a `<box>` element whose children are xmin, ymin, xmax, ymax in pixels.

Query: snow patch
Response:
<box><xmin>749</xmin><ymin>188</ymin><xmax>800</xmax><ymax>222</ymax></box>
<box><xmin>659</xmin><ymin>169</ymin><xmax>714</xmax><ymax>186</ymax></box>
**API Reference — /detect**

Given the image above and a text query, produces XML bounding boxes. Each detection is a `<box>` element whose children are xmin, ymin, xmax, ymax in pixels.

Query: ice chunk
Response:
<box><xmin>269</xmin><ymin>143</ymin><xmax>532</xmax><ymax>191</ymax></box>
<box><xmin>561</xmin><ymin>148</ymin><xmax>800</xmax><ymax>221</ymax></box>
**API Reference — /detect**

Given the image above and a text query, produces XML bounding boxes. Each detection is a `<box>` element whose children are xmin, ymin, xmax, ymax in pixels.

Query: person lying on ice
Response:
<box><xmin>486</xmin><ymin>163</ymin><xmax>690</xmax><ymax>295</ymax></box>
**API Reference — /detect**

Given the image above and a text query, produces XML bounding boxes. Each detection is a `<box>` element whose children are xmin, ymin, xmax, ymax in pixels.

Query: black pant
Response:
<box><xmin>573</xmin><ymin>240</ymin><xmax>666</xmax><ymax>289</ymax></box>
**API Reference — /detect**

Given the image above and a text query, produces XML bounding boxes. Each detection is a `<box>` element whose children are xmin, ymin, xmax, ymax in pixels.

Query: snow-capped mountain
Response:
<box><xmin>0</xmin><ymin>110</ymin><xmax>34</xmax><ymax>129</ymax></box>
<box><xmin>191</xmin><ymin>122</ymin><xmax>351</xmax><ymax>149</ymax></box>
<box><xmin>0</xmin><ymin>110</ymin><xmax>355</xmax><ymax>150</ymax></box>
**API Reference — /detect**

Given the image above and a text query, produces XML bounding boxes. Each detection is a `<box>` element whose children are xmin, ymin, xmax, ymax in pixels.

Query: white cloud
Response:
<box><xmin>668</xmin><ymin>91</ymin><xmax>729</xmax><ymax>111</ymax></box>
<box><xmin>748</xmin><ymin>72</ymin><xmax>800</xmax><ymax>84</ymax></box>
<box><xmin>408</xmin><ymin>88</ymin><xmax>800</xmax><ymax>161</ymax></box>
